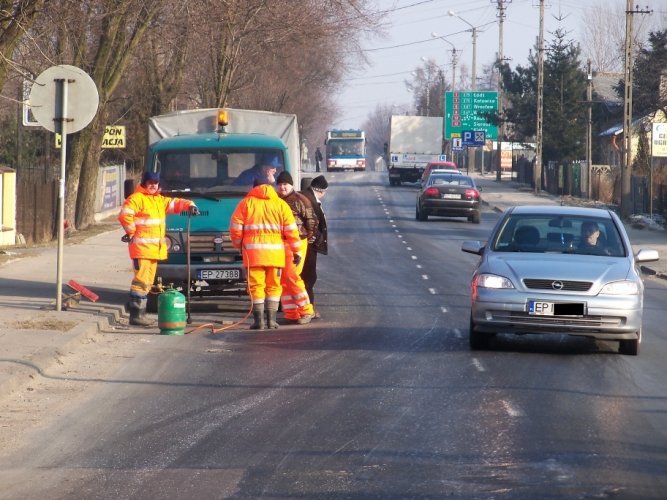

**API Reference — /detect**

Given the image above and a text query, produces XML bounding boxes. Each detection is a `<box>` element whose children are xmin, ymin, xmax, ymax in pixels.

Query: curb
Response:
<box><xmin>0</xmin><ymin>320</ymin><xmax>99</xmax><ymax>400</ymax></box>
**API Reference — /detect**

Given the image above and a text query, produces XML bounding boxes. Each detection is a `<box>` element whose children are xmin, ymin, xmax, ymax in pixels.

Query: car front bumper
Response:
<box><xmin>471</xmin><ymin>288</ymin><xmax>643</xmax><ymax>340</ymax></box>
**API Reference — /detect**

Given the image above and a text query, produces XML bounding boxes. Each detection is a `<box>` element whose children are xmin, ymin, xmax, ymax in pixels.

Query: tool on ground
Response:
<box><xmin>61</xmin><ymin>280</ymin><xmax>99</xmax><ymax>310</ymax></box>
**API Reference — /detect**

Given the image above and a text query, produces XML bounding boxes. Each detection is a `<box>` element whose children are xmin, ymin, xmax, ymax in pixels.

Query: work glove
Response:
<box><xmin>121</xmin><ymin>234</ymin><xmax>132</xmax><ymax>243</ymax></box>
<box><xmin>293</xmin><ymin>253</ymin><xmax>302</xmax><ymax>266</ymax></box>
<box><xmin>189</xmin><ymin>205</ymin><xmax>201</xmax><ymax>216</ymax></box>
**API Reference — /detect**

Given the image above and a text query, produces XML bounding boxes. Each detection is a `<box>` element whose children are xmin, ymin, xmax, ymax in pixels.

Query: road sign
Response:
<box><xmin>445</xmin><ymin>91</ymin><xmax>498</xmax><ymax>140</ymax></box>
<box><xmin>462</xmin><ymin>130</ymin><xmax>486</xmax><ymax>146</ymax></box>
<box><xmin>452</xmin><ymin>137</ymin><xmax>463</xmax><ymax>150</ymax></box>
<box><xmin>652</xmin><ymin>122</ymin><xmax>667</xmax><ymax>157</ymax></box>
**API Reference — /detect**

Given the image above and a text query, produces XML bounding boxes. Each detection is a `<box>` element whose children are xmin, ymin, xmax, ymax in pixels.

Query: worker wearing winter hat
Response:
<box><xmin>118</xmin><ymin>171</ymin><xmax>199</xmax><ymax>326</ymax></box>
<box><xmin>299</xmin><ymin>175</ymin><xmax>328</xmax><ymax>318</ymax></box>
<box><xmin>275</xmin><ymin>171</ymin><xmax>318</xmax><ymax>324</ymax></box>
<box><xmin>230</xmin><ymin>177</ymin><xmax>302</xmax><ymax>330</ymax></box>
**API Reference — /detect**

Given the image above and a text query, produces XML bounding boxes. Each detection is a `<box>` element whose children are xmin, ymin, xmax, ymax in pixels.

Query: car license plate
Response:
<box><xmin>442</xmin><ymin>193</ymin><xmax>461</xmax><ymax>199</ymax></box>
<box><xmin>197</xmin><ymin>269</ymin><xmax>240</xmax><ymax>280</ymax></box>
<box><xmin>528</xmin><ymin>301</ymin><xmax>584</xmax><ymax>316</ymax></box>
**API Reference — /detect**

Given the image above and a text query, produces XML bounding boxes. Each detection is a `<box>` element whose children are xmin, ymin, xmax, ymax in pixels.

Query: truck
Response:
<box><xmin>324</xmin><ymin>129</ymin><xmax>366</xmax><ymax>172</ymax></box>
<box><xmin>387</xmin><ymin>115</ymin><xmax>445</xmax><ymax>186</ymax></box>
<box><xmin>131</xmin><ymin>107</ymin><xmax>301</xmax><ymax>311</ymax></box>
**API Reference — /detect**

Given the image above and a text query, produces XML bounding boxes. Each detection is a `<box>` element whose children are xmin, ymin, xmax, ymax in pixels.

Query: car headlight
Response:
<box><xmin>476</xmin><ymin>273</ymin><xmax>515</xmax><ymax>289</ymax></box>
<box><xmin>600</xmin><ymin>280</ymin><xmax>640</xmax><ymax>295</ymax></box>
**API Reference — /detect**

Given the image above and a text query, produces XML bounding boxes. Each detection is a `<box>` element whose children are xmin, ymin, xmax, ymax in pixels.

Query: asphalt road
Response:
<box><xmin>1</xmin><ymin>171</ymin><xmax>667</xmax><ymax>499</ymax></box>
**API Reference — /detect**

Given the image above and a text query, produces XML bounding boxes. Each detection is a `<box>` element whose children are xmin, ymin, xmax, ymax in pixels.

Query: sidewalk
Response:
<box><xmin>1</xmin><ymin>175</ymin><xmax>666</xmax><ymax>401</ymax></box>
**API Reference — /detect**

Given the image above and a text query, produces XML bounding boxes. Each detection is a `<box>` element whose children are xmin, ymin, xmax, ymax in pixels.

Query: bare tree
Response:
<box><xmin>580</xmin><ymin>0</ymin><xmax>655</xmax><ymax>73</ymax></box>
<box><xmin>361</xmin><ymin>103</ymin><xmax>393</xmax><ymax>162</ymax></box>
<box><xmin>0</xmin><ymin>0</ymin><xmax>45</xmax><ymax>91</ymax></box>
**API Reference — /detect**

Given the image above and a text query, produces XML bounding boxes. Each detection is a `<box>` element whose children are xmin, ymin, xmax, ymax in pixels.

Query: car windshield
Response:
<box><xmin>492</xmin><ymin>214</ymin><xmax>626</xmax><ymax>257</ymax></box>
<box><xmin>155</xmin><ymin>148</ymin><xmax>285</xmax><ymax>193</ymax></box>
<box><xmin>428</xmin><ymin>175</ymin><xmax>474</xmax><ymax>187</ymax></box>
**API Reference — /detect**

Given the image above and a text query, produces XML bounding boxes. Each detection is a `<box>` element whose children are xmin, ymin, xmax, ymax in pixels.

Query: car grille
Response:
<box><xmin>492</xmin><ymin>311</ymin><xmax>622</xmax><ymax>327</ymax></box>
<box><xmin>522</xmin><ymin>279</ymin><xmax>592</xmax><ymax>291</ymax></box>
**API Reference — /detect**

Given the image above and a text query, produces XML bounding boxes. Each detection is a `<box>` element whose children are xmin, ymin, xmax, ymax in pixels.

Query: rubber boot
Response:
<box><xmin>266</xmin><ymin>300</ymin><xmax>280</xmax><ymax>329</ymax></box>
<box><xmin>250</xmin><ymin>303</ymin><xmax>266</xmax><ymax>330</ymax></box>
<box><xmin>129</xmin><ymin>296</ymin><xmax>154</xmax><ymax>327</ymax></box>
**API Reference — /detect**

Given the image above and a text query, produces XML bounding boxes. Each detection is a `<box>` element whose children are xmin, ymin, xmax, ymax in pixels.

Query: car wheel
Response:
<box><xmin>619</xmin><ymin>329</ymin><xmax>641</xmax><ymax>356</ymax></box>
<box><xmin>469</xmin><ymin>314</ymin><xmax>491</xmax><ymax>350</ymax></box>
<box><xmin>417</xmin><ymin>207</ymin><xmax>428</xmax><ymax>221</ymax></box>
<box><xmin>471</xmin><ymin>212</ymin><xmax>481</xmax><ymax>224</ymax></box>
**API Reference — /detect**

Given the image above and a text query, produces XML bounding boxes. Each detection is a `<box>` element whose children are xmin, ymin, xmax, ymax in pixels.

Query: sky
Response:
<box><xmin>332</xmin><ymin>0</ymin><xmax>660</xmax><ymax>130</ymax></box>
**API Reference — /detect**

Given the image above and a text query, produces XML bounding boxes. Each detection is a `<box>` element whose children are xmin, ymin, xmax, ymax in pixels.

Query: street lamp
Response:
<box><xmin>431</xmin><ymin>32</ymin><xmax>457</xmax><ymax>92</ymax></box>
<box><xmin>448</xmin><ymin>10</ymin><xmax>478</xmax><ymax>90</ymax></box>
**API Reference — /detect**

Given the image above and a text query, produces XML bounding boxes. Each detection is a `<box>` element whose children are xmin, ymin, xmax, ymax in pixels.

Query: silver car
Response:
<box><xmin>461</xmin><ymin>206</ymin><xmax>659</xmax><ymax>355</ymax></box>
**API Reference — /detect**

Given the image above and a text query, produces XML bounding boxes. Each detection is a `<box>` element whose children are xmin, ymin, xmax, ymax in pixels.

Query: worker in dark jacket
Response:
<box><xmin>299</xmin><ymin>175</ymin><xmax>328</xmax><ymax>318</ymax></box>
<box><xmin>276</xmin><ymin>171</ymin><xmax>318</xmax><ymax>324</ymax></box>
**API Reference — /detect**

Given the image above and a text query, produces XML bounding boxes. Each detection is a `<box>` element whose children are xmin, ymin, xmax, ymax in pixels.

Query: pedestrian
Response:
<box><xmin>230</xmin><ymin>180</ymin><xmax>302</xmax><ymax>330</ymax></box>
<box><xmin>299</xmin><ymin>174</ymin><xmax>328</xmax><ymax>318</ymax></box>
<box><xmin>118</xmin><ymin>171</ymin><xmax>199</xmax><ymax>326</ymax></box>
<box><xmin>315</xmin><ymin>147</ymin><xmax>323</xmax><ymax>173</ymax></box>
<box><xmin>234</xmin><ymin>153</ymin><xmax>281</xmax><ymax>186</ymax></box>
<box><xmin>275</xmin><ymin>171</ymin><xmax>318</xmax><ymax>324</ymax></box>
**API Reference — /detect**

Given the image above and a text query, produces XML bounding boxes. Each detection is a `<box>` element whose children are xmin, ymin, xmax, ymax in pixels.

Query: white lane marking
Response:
<box><xmin>397</xmin><ymin>235</ymin><xmax>403</xmax><ymax>239</ymax></box>
<box><xmin>406</xmin><ymin>246</ymin><xmax>412</xmax><ymax>250</ymax></box>
<box><xmin>422</xmin><ymin>275</ymin><xmax>429</xmax><ymax>280</ymax></box>
<box><xmin>452</xmin><ymin>328</ymin><xmax>461</xmax><ymax>338</ymax></box>
<box><xmin>428</xmin><ymin>288</ymin><xmax>436</xmax><ymax>294</ymax></box>
<box><xmin>472</xmin><ymin>358</ymin><xmax>486</xmax><ymax>372</ymax></box>
<box><xmin>411</xmin><ymin>255</ymin><xmax>417</xmax><ymax>260</ymax></box>
<box><xmin>416</xmin><ymin>264</ymin><xmax>422</xmax><ymax>269</ymax></box>
<box><xmin>501</xmin><ymin>400</ymin><xmax>525</xmax><ymax>417</ymax></box>
<box><xmin>389</xmin><ymin>219</ymin><xmax>394</xmax><ymax>223</ymax></box>
<box><xmin>440</xmin><ymin>306</ymin><xmax>448</xmax><ymax>314</ymax></box>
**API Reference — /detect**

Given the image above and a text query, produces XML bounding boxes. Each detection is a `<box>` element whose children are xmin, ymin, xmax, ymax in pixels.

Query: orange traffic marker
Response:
<box><xmin>67</xmin><ymin>280</ymin><xmax>99</xmax><ymax>302</ymax></box>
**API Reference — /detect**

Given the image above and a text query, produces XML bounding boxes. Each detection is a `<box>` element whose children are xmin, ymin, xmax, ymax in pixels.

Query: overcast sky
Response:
<box><xmin>332</xmin><ymin>0</ymin><xmax>662</xmax><ymax>130</ymax></box>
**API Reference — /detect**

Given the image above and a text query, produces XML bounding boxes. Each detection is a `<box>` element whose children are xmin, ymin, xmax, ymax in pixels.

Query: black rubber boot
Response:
<box><xmin>250</xmin><ymin>303</ymin><xmax>266</xmax><ymax>330</ymax></box>
<box><xmin>129</xmin><ymin>296</ymin><xmax>154</xmax><ymax>327</ymax></box>
<box><xmin>266</xmin><ymin>300</ymin><xmax>280</xmax><ymax>329</ymax></box>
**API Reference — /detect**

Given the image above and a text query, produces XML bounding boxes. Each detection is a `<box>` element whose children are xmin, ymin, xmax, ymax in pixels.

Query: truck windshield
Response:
<box><xmin>155</xmin><ymin>148</ymin><xmax>285</xmax><ymax>192</ymax></box>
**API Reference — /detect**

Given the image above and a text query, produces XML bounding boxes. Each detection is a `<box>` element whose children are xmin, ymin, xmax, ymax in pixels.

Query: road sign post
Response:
<box><xmin>29</xmin><ymin>65</ymin><xmax>99</xmax><ymax>311</ymax></box>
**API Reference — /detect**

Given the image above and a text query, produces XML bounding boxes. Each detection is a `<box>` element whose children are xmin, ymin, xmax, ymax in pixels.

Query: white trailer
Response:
<box><xmin>388</xmin><ymin>115</ymin><xmax>444</xmax><ymax>186</ymax></box>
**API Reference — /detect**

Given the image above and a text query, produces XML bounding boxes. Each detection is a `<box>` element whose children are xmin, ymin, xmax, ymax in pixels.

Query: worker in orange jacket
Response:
<box><xmin>275</xmin><ymin>171</ymin><xmax>317</xmax><ymax>324</ymax></box>
<box><xmin>118</xmin><ymin>171</ymin><xmax>198</xmax><ymax>326</ymax></box>
<box><xmin>230</xmin><ymin>181</ymin><xmax>301</xmax><ymax>330</ymax></box>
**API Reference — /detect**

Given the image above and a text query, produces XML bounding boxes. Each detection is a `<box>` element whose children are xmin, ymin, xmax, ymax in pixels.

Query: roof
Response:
<box><xmin>592</xmin><ymin>72</ymin><xmax>622</xmax><ymax>105</ymax></box>
<box><xmin>508</xmin><ymin>205</ymin><xmax>614</xmax><ymax>218</ymax></box>
<box><xmin>150</xmin><ymin>132</ymin><xmax>287</xmax><ymax>151</ymax></box>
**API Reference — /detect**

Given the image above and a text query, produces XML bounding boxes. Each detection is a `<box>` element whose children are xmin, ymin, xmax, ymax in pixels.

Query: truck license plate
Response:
<box><xmin>198</xmin><ymin>269</ymin><xmax>240</xmax><ymax>280</ymax></box>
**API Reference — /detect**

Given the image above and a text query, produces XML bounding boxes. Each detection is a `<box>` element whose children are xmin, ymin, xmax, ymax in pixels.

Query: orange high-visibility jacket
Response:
<box><xmin>118</xmin><ymin>184</ymin><xmax>194</xmax><ymax>260</ymax></box>
<box><xmin>230</xmin><ymin>184</ymin><xmax>301</xmax><ymax>268</ymax></box>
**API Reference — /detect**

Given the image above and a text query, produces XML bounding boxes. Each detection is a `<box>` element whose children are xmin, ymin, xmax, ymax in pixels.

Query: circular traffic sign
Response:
<box><xmin>29</xmin><ymin>65</ymin><xmax>99</xmax><ymax>133</ymax></box>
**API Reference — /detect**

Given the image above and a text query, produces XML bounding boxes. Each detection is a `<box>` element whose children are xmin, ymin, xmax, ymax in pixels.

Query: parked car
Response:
<box><xmin>461</xmin><ymin>205</ymin><xmax>660</xmax><ymax>355</ymax></box>
<box><xmin>420</xmin><ymin>160</ymin><xmax>459</xmax><ymax>185</ymax></box>
<box><xmin>416</xmin><ymin>173</ymin><xmax>481</xmax><ymax>223</ymax></box>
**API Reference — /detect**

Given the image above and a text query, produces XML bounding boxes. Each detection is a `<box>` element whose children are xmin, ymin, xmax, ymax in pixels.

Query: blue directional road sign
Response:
<box><xmin>462</xmin><ymin>130</ymin><xmax>486</xmax><ymax>146</ymax></box>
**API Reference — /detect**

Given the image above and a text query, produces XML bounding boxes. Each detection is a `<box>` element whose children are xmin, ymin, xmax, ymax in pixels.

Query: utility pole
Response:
<box><xmin>587</xmin><ymin>59</ymin><xmax>593</xmax><ymax>199</ymax></box>
<box><xmin>621</xmin><ymin>1</ymin><xmax>652</xmax><ymax>218</ymax></box>
<box><xmin>534</xmin><ymin>0</ymin><xmax>545</xmax><ymax>194</ymax></box>
<box><xmin>495</xmin><ymin>0</ymin><xmax>511</xmax><ymax>182</ymax></box>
